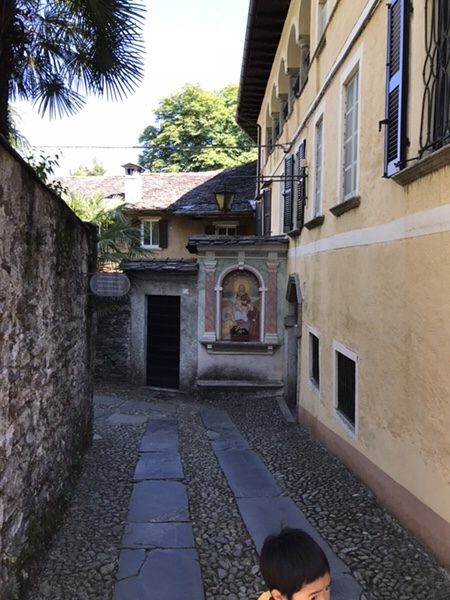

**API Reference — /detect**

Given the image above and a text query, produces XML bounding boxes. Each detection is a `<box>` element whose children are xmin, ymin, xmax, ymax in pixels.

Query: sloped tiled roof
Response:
<box><xmin>186</xmin><ymin>234</ymin><xmax>288</xmax><ymax>254</ymax></box>
<box><xmin>59</xmin><ymin>171</ymin><xmax>220</xmax><ymax>211</ymax></box>
<box><xmin>121</xmin><ymin>258</ymin><xmax>198</xmax><ymax>273</ymax></box>
<box><xmin>58</xmin><ymin>161</ymin><xmax>257</xmax><ymax>215</ymax></box>
<box><xmin>134</xmin><ymin>172</ymin><xmax>222</xmax><ymax>210</ymax></box>
<box><xmin>169</xmin><ymin>161</ymin><xmax>257</xmax><ymax>215</ymax></box>
<box><xmin>58</xmin><ymin>175</ymin><xmax>125</xmax><ymax>199</ymax></box>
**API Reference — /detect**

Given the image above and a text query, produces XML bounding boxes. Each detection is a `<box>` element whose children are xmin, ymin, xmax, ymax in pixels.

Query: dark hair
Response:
<box><xmin>259</xmin><ymin>528</ymin><xmax>330</xmax><ymax>600</ymax></box>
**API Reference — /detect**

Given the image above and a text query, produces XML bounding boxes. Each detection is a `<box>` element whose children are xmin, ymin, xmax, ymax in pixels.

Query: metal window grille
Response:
<box><xmin>420</xmin><ymin>0</ymin><xmax>450</xmax><ymax>153</ymax></box>
<box><xmin>310</xmin><ymin>334</ymin><xmax>320</xmax><ymax>387</ymax></box>
<box><xmin>336</xmin><ymin>351</ymin><xmax>356</xmax><ymax>427</ymax></box>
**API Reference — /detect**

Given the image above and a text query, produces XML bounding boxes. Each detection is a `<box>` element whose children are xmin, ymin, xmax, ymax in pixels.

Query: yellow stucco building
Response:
<box><xmin>238</xmin><ymin>0</ymin><xmax>450</xmax><ymax>564</ymax></box>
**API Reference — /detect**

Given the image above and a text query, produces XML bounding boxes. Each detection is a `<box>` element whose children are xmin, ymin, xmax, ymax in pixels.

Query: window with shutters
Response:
<box><xmin>343</xmin><ymin>71</ymin><xmax>360</xmax><ymax>200</ymax></box>
<box><xmin>313</xmin><ymin>117</ymin><xmax>324</xmax><ymax>217</ymax></box>
<box><xmin>140</xmin><ymin>219</ymin><xmax>168</xmax><ymax>249</ymax></box>
<box><xmin>334</xmin><ymin>342</ymin><xmax>358</xmax><ymax>432</ymax></box>
<box><xmin>295</xmin><ymin>141</ymin><xmax>307</xmax><ymax>230</ymax></box>
<box><xmin>262</xmin><ymin>188</ymin><xmax>272</xmax><ymax>236</ymax></box>
<box><xmin>420</xmin><ymin>0</ymin><xmax>450</xmax><ymax>154</ymax></box>
<box><xmin>283</xmin><ymin>155</ymin><xmax>295</xmax><ymax>232</ymax></box>
<box><xmin>384</xmin><ymin>0</ymin><xmax>409</xmax><ymax>176</ymax></box>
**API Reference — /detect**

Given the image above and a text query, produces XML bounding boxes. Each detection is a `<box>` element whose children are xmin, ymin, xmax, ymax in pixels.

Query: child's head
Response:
<box><xmin>259</xmin><ymin>528</ymin><xmax>331</xmax><ymax>600</ymax></box>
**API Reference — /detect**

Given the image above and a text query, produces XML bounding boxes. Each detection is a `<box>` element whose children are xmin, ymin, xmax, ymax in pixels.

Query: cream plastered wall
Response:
<box><xmin>256</xmin><ymin>0</ymin><xmax>450</xmax><ymax>526</ymax></box>
<box><xmin>141</xmin><ymin>216</ymin><xmax>255</xmax><ymax>259</ymax></box>
<box><xmin>295</xmin><ymin>229</ymin><xmax>450</xmax><ymax>523</ymax></box>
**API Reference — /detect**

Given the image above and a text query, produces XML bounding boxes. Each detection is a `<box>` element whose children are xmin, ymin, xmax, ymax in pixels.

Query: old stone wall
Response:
<box><xmin>0</xmin><ymin>139</ymin><xmax>96</xmax><ymax>599</ymax></box>
<box><xmin>94</xmin><ymin>298</ymin><xmax>131</xmax><ymax>381</ymax></box>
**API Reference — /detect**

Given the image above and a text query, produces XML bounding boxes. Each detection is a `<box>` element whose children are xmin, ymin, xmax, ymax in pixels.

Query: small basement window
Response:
<box><xmin>334</xmin><ymin>344</ymin><xmax>357</xmax><ymax>429</ymax></box>
<box><xmin>309</xmin><ymin>331</ymin><xmax>320</xmax><ymax>388</ymax></box>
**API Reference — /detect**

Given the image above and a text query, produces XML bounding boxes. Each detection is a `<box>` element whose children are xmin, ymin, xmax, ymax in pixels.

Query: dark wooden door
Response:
<box><xmin>146</xmin><ymin>295</ymin><xmax>180</xmax><ymax>389</ymax></box>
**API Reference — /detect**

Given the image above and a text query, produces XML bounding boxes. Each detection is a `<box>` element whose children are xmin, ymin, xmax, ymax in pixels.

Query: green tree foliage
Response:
<box><xmin>71</xmin><ymin>158</ymin><xmax>106</xmax><ymax>176</ymax></box>
<box><xmin>0</xmin><ymin>0</ymin><xmax>145</xmax><ymax>136</ymax></box>
<box><xmin>138</xmin><ymin>84</ymin><xmax>256</xmax><ymax>172</ymax></box>
<box><xmin>64</xmin><ymin>193</ymin><xmax>142</xmax><ymax>267</ymax></box>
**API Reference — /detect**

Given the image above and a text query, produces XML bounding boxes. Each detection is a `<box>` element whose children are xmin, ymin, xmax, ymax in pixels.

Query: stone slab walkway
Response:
<box><xmin>201</xmin><ymin>406</ymin><xmax>362</xmax><ymax>600</ymax></box>
<box><xmin>113</xmin><ymin>418</ymin><xmax>204</xmax><ymax>600</ymax></box>
<box><xmin>112</xmin><ymin>406</ymin><xmax>362</xmax><ymax>598</ymax></box>
<box><xmin>23</xmin><ymin>384</ymin><xmax>450</xmax><ymax>600</ymax></box>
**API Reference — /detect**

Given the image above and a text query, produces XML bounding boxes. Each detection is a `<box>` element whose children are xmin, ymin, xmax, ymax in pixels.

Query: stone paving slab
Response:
<box><xmin>140</xmin><ymin>418</ymin><xmax>178</xmax><ymax>452</ymax></box>
<box><xmin>94</xmin><ymin>394</ymin><xmax>125</xmax><ymax>408</ymax></box>
<box><xmin>113</xmin><ymin>548</ymin><xmax>204</xmax><ymax>600</ymax></box>
<box><xmin>237</xmin><ymin>496</ymin><xmax>350</xmax><ymax>573</ymax></box>
<box><xmin>121</xmin><ymin>522</ymin><xmax>194</xmax><ymax>549</ymax></box>
<box><xmin>207</xmin><ymin>427</ymin><xmax>250</xmax><ymax>451</ymax></box>
<box><xmin>127</xmin><ymin>480</ymin><xmax>189</xmax><ymax>523</ymax></box>
<box><xmin>202</xmin><ymin>407</ymin><xmax>250</xmax><ymax>450</ymax></box>
<box><xmin>107</xmin><ymin>413</ymin><xmax>148</xmax><ymax>425</ymax></box>
<box><xmin>200</xmin><ymin>407</ymin><xmax>239</xmax><ymax>431</ymax></box>
<box><xmin>214</xmin><ymin>449</ymin><xmax>281</xmax><ymax>498</ymax></box>
<box><xmin>237</xmin><ymin>495</ymin><xmax>362</xmax><ymax>600</ymax></box>
<box><xmin>134</xmin><ymin>451</ymin><xmax>183</xmax><ymax>480</ymax></box>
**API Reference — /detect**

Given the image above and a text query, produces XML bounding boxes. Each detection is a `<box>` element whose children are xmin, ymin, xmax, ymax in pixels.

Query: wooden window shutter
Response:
<box><xmin>283</xmin><ymin>155</ymin><xmax>294</xmax><ymax>232</ymax></box>
<box><xmin>296</xmin><ymin>141</ymin><xmax>307</xmax><ymax>229</ymax></box>
<box><xmin>205</xmin><ymin>224</ymin><xmax>214</xmax><ymax>234</ymax></box>
<box><xmin>255</xmin><ymin>200</ymin><xmax>262</xmax><ymax>236</ymax></box>
<box><xmin>384</xmin><ymin>0</ymin><xmax>409</xmax><ymax>177</ymax></box>
<box><xmin>159</xmin><ymin>219</ymin><xmax>168</xmax><ymax>248</ymax></box>
<box><xmin>263</xmin><ymin>188</ymin><xmax>272</xmax><ymax>236</ymax></box>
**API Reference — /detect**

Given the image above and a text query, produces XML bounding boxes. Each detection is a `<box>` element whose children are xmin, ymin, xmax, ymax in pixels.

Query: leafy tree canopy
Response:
<box><xmin>138</xmin><ymin>84</ymin><xmax>256</xmax><ymax>172</ymax></box>
<box><xmin>0</xmin><ymin>0</ymin><xmax>145</xmax><ymax>136</ymax></box>
<box><xmin>72</xmin><ymin>158</ymin><xmax>106</xmax><ymax>176</ymax></box>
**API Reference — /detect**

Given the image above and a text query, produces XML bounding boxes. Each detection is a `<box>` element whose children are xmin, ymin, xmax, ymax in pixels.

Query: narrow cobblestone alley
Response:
<box><xmin>24</xmin><ymin>384</ymin><xmax>450</xmax><ymax>600</ymax></box>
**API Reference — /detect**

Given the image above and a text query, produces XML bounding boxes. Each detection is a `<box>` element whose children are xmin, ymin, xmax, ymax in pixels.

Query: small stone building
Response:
<box><xmin>62</xmin><ymin>161</ymin><xmax>289</xmax><ymax>396</ymax></box>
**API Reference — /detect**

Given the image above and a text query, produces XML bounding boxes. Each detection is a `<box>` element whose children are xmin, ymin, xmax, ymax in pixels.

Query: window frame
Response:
<box><xmin>312</xmin><ymin>110</ymin><xmax>325</xmax><ymax>219</ymax></box>
<box><xmin>140</xmin><ymin>218</ymin><xmax>161</xmax><ymax>249</ymax></box>
<box><xmin>213</xmin><ymin>221</ymin><xmax>239</xmax><ymax>236</ymax></box>
<box><xmin>342</xmin><ymin>69</ymin><xmax>360</xmax><ymax>201</ymax></box>
<box><xmin>318</xmin><ymin>0</ymin><xmax>328</xmax><ymax>40</ymax></box>
<box><xmin>333</xmin><ymin>341</ymin><xmax>358</xmax><ymax>436</ymax></box>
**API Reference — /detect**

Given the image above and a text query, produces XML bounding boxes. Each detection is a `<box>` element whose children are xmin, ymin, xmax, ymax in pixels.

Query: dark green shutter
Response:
<box><xmin>283</xmin><ymin>155</ymin><xmax>294</xmax><ymax>232</ymax></box>
<box><xmin>255</xmin><ymin>201</ymin><xmax>262</xmax><ymax>236</ymax></box>
<box><xmin>384</xmin><ymin>0</ymin><xmax>409</xmax><ymax>176</ymax></box>
<box><xmin>159</xmin><ymin>220</ymin><xmax>168</xmax><ymax>248</ymax></box>
<box><xmin>296</xmin><ymin>141</ymin><xmax>306</xmax><ymax>229</ymax></box>
<box><xmin>263</xmin><ymin>188</ymin><xmax>272</xmax><ymax>235</ymax></box>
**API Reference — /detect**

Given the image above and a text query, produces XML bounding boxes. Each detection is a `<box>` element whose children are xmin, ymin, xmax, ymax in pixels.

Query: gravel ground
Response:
<box><xmin>201</xmin><ymin>394</ymin><xmax>450</xmax><ymax>600</ymax></box>
<box><xmin>22</xmin><ymin>383</ymin><xmax>450</xmax><ymax>600</ymax></box>
<box><xmin>24</xmin><ymin>420</ymin><xmax>145</xmax><ymax>600</ymax></box>
<box><xmin>178</xmin><ymin>411</ymin><xmax>263</xmax><ymax>600</ymax></box>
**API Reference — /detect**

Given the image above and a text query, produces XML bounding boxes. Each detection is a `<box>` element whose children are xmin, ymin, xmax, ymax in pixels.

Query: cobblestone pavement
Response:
<box><xmin>24</xmin><ymin>383</ymin><xmax>450</xmax><ymax>600</ymax></box>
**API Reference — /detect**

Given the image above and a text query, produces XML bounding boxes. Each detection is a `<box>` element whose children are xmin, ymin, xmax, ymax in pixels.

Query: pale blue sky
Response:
<box><xmin>13</xmin><ymin>0</ymin><xmax>250</xmax><ymax>174</ymax></box>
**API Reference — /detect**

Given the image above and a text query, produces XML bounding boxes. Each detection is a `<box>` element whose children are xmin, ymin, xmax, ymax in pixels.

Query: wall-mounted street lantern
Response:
<box><xmin>214</xmin><ymin>189</ymin><xmax>235</xmax><ymax>211</ymax></box>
